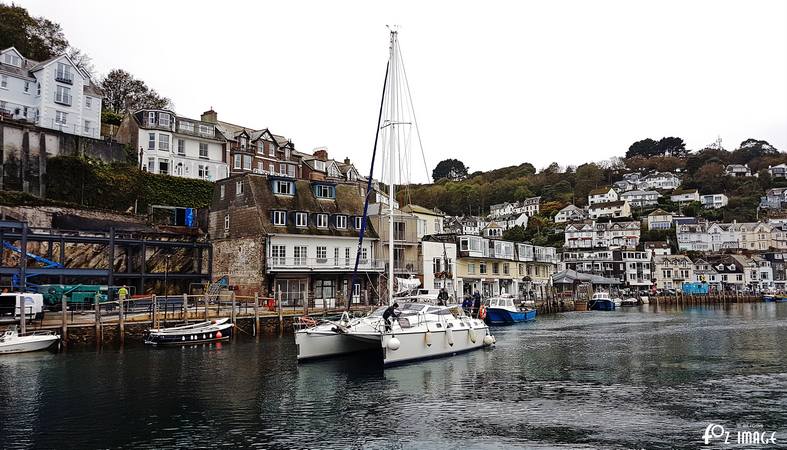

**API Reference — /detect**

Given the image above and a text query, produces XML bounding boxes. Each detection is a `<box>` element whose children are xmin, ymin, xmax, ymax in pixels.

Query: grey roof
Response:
<box><xmin>551</xmin><ymin>269</ymin><xmax>620</xmax><ymax>285</ymax></box>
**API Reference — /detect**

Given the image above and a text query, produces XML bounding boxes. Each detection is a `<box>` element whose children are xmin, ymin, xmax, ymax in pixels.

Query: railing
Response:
<box><xmin>55</xmin><ymin>72</ymin><xmax>73</xmax><ymax>84</ymax></box>
<box><xmin>267</xmin><ymin>257</ymin><xmax>385</xmax><ymax>271</ymax></box>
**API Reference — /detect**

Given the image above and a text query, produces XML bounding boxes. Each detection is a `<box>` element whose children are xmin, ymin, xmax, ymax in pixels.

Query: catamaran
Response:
<box><xmin>295</xmin><ymin>29</ymin><xmax>495</xmax><ymax>366</ymax></box>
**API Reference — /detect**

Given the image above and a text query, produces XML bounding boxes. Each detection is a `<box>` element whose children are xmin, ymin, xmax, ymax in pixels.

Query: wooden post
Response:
<box><xmin>278</xmin><ymin>290</ymin><xmax>283</xmax><ymax>334</ymax></box>
<box><xmin>61</xmin><ymin>294</ymin><xmax>68</xmax><ymax>347</ymax></box>
<box><xmin>118</xmin><ymin>296</ymin><xmax>125</xmax><ymax>345</ymax></box>
<box><xmin>94</xmin><ymin>295</ymin><xmax>101</xmax><ymax>346</ymax></box>
<box><xmin>152</xmin><ymin>294</ymin><xmax>158</xmax><ymax>329</ymax></box>
<box><xmin>254</xmin><ymin>292</ymin><xmax>260</xmax><ymax>337</ymax></box>
<box><xmin>204</xmin><ymin>291</ymin><xmax>209</xmax><ymax>320</ymax></box>
<box><xmin>182</xmin><ymin>293</ymin><xmax>188</xmax><ymax>321</ymax></box>
<box><xmin>230</xmin><ymin>291</ymin><xmax>236</xmax><ymax>325</ymax></box>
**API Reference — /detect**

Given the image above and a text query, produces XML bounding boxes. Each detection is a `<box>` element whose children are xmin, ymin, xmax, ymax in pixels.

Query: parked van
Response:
<box><xmin>0</xmin><ymin>293</ymin><xmax>45</xmax><ymax>322</ymax></box>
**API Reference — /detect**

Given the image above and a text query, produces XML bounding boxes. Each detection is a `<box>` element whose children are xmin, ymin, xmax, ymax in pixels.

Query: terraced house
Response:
<box><xmin>209</xmin><ymin>173</ymin><xmax>382</xmax><ymax>306</ymax></box>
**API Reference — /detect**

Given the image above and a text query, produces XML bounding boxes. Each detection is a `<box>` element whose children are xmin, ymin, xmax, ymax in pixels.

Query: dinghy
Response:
<box><xmin>144</xmin><ymin>318</ymin><xmax>232</xmax><ymax>345</ymax></box>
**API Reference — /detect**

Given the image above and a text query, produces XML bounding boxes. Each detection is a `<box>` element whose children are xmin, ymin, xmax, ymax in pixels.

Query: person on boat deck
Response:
<box><xmin>472</xmin><ymin>291</ymin><xmax>481</xmax><ymax>317</ymax></box>
<box><xmin>382</xmin><ymin>302</ymin><xmax>400</xmax><ymax>332</ymax></box>
<box><xmin>461</xmin><ymin>295</ymin><xmax>471</xmax><ymax>314</ymax></box>
<box><xmin>437</xmin><ymin>288</ymin><xmax>448</xmax><ymax>305</ymax></box>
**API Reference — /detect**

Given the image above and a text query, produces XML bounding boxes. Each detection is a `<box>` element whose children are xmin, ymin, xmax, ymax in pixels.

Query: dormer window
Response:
<box><xmin>3</xmin><ymin>52</ymin><xmax>22</xmax><ymax>67</ymax></box>
<box><xmin>314</xmin><ymin>184</ymin><xmax>335</xmax><ymax>199</ymax></box>
<box><xmin>316</xmin><ymin>214</ymin><xmax>328</xmax><ymax>228</ymax></box>
<box><xmin>354</xmin><ymin>216</ymin><xmax>364</xmax><ymax>230</ymax></box>
<box><xmin>257</xmin><ymin>142</ymin><xmax>264</xmax><ymax>154</ymax></box>
<box><xmin>148</xmin><ymin>111</ymin><xmax>156</xmax><ymax>126</ymax></box>
<box><xmin>158</xmin><ymin>113</ymin><xmax>170</xmax><ymax>127</ymax></box>
<box><xmin>314</xmin><ymin>160</ymin><xmax>326</xmax><ymax>171</ymax></box>
<box><xmin>336</xmin><ymin>215</ymin><xmax>347</xmax><ymax>229</ymax></box>
<box><xmin>272</xmin><ymin>179</ymin><xmax>294</xmax><ymax>195</ymax></box>
<box><xmin>240</xmin><ymin>136</ymin><xmax>247</xmax><ymax>149</ymax></box>
<box><xmin>272</xmin><ymin>210</ymin><xmax>287</xmax><ymax>226</ymax></box>
<box><xmin>295</xmin><ymin>212</ymin><xmax>308</xmax><ymax>227</ymax></box>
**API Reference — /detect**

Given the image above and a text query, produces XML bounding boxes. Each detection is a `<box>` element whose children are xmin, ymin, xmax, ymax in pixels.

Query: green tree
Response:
<box><xmin>626</xmin><ymin>138</ymin><xmax>658</xmax><ymax>158</ymax></box>
<box><xmin>0</xmin><ymin>3</ymin><xmax>68</xmax><ymax>60</ymax></box>
<box><xmin>431</xmin><ymin>158</ymin><xmax>468</xmax><ymax>182</ymax></box>
<box><xmin>100</xmin><ymin>69</ymin><xmax>173</xmax><ymax>113</ymax></box>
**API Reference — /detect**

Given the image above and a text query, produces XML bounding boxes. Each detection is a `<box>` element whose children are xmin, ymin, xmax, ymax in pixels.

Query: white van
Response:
<box><xmin>0</xmin><ymin>293</ymin><xmax>45</xmax><ymax>321</ymax></box>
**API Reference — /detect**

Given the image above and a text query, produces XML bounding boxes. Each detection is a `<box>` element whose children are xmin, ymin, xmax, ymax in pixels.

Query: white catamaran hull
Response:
<box><xmin>379</xmin><ymin>325</ymin><xmax>490</xmax><ymax>365</ymax></box>
<box><xmin>295</xmin><ymin>329</ymin><xmax>378</xmax><ymax>360</ymax></box>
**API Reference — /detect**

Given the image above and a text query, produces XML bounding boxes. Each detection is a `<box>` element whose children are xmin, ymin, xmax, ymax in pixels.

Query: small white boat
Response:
<box><xmin>144</xmin><ymin>318</ymin><xmax>233</xmax><ymax>345</ymax></box>
<box><xmin>612</xmin><ymin>297</ymin><xmax>623</xmax><ymax>307</ymax></box>
<box><xmin>620</xmin><ymin>298</ymin><xmax>638</xmax><ymax>307</ymax></box>
<box><xmin>640</xmin><ymin>296</ymin><xmax>650</xmax><ymax>304</ymax></box>
<box><xmin>0</xmin><ymin>327</ymin><xmax>60</xmax><ymax>354</ymax></box>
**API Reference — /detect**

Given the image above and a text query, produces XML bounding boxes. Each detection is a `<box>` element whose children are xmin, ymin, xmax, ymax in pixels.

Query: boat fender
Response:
<box><xmin>216</xmin><ymin>331</ymin><xmax>223</xmax><ymax>339</ymax></box>
<box><xmin>387</xmin><ymin>337</ymin><xmax>401</xmax><ymax>351</ymax></box>
<box><xmin>425</xmin><ymin>330</ymin><xmax>432</xmax><ymax>347</ymax></box>
<box><xmin>181</xmin><ymin>336</ymin><xmax>185</xmax><ymax>341</ymax></box>
<box><xmin>483</xmin><ymin>335</ymin><xmax>494</xmax><ymax>346</ymax></box>
<box><xmin>446</xmin><ymin>328</ymin><xmax>454</xmax><ymax>346</ymax></box>
<box><xmin>469</xmin><ymin>328</ymin><xmax>477</xmax><ymax>343</ymax></box>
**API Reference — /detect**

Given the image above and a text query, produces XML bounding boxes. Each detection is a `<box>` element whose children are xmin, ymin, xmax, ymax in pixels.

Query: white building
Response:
<box><xmin>587</xmin><ymin>201</ymin><xmax>632</xmax><ymax>220</ymax></box>
<box><xmin>0</xmin><ymin>47</ymin><xmax>103</xmax><ymax>138</ymax></box>
<box><xmin>117</xmin><ymin>109</ymin><xmax>229</xmax><ymax>181</ymax></box>
<box><xmin>760</xmin><ymin>187</ymin><xmax>787</xmax><ymax>210</ymax></box>
<box><xmin>670</xmin><ymin>189</ymin><xmax>700</xmax><ymax>203</ymax></box>
<box><xmin>564</xmin><ymin>220</ymin><xmax>640</xmax><ymax>249</ymax></box>
<box><xmin>521</xmin><ymin>197</ymin><xmax>541</xmax><ymax>217</ymax></box>
<box><xmin>639</xmin><ymin>172</ymin><xmax>681</xmax><ymax>190</ymax></box>
<box><xmin>767</xmin><ymin>164</ymin><xmax>787</xmax><ymax>179</ymax></box>
<box><xmin>554</xmin><ymin>204</ymin><xmax>587</xmax><ymax>223</ymax></box>
<box><xmin>653</xmin><ymin>255</ymin><xmax>694</xmax><ymax>290</ymax></box>
<box><xmin>647</xmin><ymin>209</ymin><xmax>673</xmax><ymax>230</ymax></box>
<box><xmin>421</xmin><ymin>238</ymin><xmax>458</xmax><ymax>294</ymax></box>
<box><xmin>588</xmin><ymin>187</ymin><xmax>618</xmax><ymax>206</ymax></box>
<box><xmin>620</xmin><ymin>190</ymin><xmax>660</xmax><ymax>207</ymax></box>
<box><xmin>700</xmin><ymin>194</ymin><xmax>728</xmax><ymax>209</ymax></box>
<box><xmin>725</xmin><ymin>164</ymin><xmax>752</xmax><ymax>177</ymax></box>
<box><xmin>401</xmin><ymin>204</ymin><xmax>444</xmax><ymax>239</ymax></box>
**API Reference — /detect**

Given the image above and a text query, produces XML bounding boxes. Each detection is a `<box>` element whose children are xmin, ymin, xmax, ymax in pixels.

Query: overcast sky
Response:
<box><xmin>17</xmin><ymin>0</ymin><xmax>787</xmax><ymax>182</ymax></box>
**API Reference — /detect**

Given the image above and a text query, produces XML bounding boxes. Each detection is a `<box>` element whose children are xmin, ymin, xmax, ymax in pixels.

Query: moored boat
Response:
<box><xmin>0</xmin><ymin>326</ymin><xmax>59</xmax><ymax>354</ymax></box>
<box><xmin>620</xmin><ymin>298</ymin><xmax>638</xmax><ymax>307</ymax></box>
<box><xmin>763</xmin><ymin>294</ymin><xmax>787</xmax><ymax>303</ymax></box>
<box><xmin>144</xmin><ymin>318</ymin><xmax>232</xmax><ymax>345</ymax></box>
<box><xmin>588</xmin><ymin>292</ymin><xmax>616</xmax><ymax>311</ymax></box>
<box><xmin>484</xmin><ymin>296</ymin><xmax>537</xmax><ymax>325</ymax></box>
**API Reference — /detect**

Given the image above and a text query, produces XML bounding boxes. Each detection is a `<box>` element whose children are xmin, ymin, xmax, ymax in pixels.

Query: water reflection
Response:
<box><xmin>0</xmin><ymin>303</ymin><xmax>784</xmax><ymax>449</ymax></box>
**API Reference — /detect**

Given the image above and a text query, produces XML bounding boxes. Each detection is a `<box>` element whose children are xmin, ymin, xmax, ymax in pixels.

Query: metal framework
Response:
<box><xmin>0</xmin><ymin>220</ymin><xmax>212</xmax><ymax>292</ymax></box>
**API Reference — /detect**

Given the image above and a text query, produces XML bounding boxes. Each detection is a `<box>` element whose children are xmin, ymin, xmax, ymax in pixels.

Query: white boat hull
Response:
<box><xmin>379</xmin><ymin>321</ymin><xmax>491</xmax><ymax>365</ymax></box>
<box><xmin>0</xmin><ymin>335</ymin><xmax>59</xmax><ymax>354</ymax></box>
<box><xmin>295</xmin><ymin>329</ymin><xmax>378</xmax><ymax>360</ymax></box>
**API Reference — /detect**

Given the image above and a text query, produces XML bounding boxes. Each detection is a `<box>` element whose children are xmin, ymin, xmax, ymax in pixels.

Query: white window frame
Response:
<box><xmin>273</xmin><ymin>180</ymin><xmax>293</xmax><ymax>195</ymax></box>
<box><xmin>236</xmin><ymin>181</ymin><xmax>244</xmax><ymax>196</ymax></box>
<box><xmin>55</xmin><ymin>85</ymin><xmax>71</xmax><ymax>105</ymax></box>
<box><xmin>55</xmin><ymin>110</ymin><xmax>67</xmax><ymax>125</ymax></box>
<box><xmin>355</xmin><ymin>216</ymin><xmax>364</xmax><ymax>229</ymax></box>
<box><xmin>316</xmin><ymin>214</ymin><xmax>328</xmax><ymax>228</ymax></box>
<box><xmin>83</xmin><ymin>120</ymin><xmax>91</xmax><ymax>133</ymax></box>
<box><xmin>224</xmin><ymin>214</ymin><xmax>230</xmax><ymax>231</ymax></box>
<box><xmin>220</xmin><ymin>185</ymin><xmax>225</xmax><ymax>199</ymax></box>
<box><xmin>272</xmin><ymin>211</ymin><xmax>287</xmax><ymax>226</ymax></box>
<box><xmin>0</xmin><ymin>75</ymin><xmax>7</xmax><ymax>89</ymax></box>
<box><xmin>23</xmin><ymin>81</ymin><xmax>29</xmax><ymax>93</ymax></box>
<box><xmin>295</xmin><ymin>212</ymin><xmax>307</xmax><ymax>227</ymax></box>
<box><xmin>177</xmin><ymin>139</ymin><xmax>185</xmax><ymax>155</ymax></box>
<box><xmin>336</xmin><ymin>215</ymin><xmax>347</xmax><ymax>229</ymax></box>
<box><xmin>158</xmin><ymin>134</ymin><xmax>170</xmax><ymax>151</ymax></box>
<box><xmin>199</xmin><ymin>142</ymin><xmax>208</xmax><ymax>159</ymax></box>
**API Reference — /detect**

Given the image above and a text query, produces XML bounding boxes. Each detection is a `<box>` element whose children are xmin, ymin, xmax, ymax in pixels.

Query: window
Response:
<box><xmin>393</xmin><ymin>222</ymin><xmax>406</xmax><ymax>240</ymax></box>
<box><xmin>55</xmin><ymin>86</ymin><xmax>71</xmax><ymax>105</ymax></box>
<box><xmin>503</xmin><ymin>263</ymin><xmax>509</xmax><ymax>275</ymax></box>
<box><xmin>272</xmin><ymin>211</ymin><xmax>286</xmax><ymax>226</ymax></box>
<box><xmin>243</xmin><ymin>155</ymin><xmax>252</xmax><ymax>170</ymax></box>
<box><xmin>158</xmin><ymin>113</ymin><xmax>170</xmax><ymax>127</ymax></box>
<box><xmin>198</xmin><ymin>165</ymin><xmax>208</xmax><ymax>180</ymax></box>
<box><xmin>314</xmin><ymin>160</ymin><xmax>326</xmax><ymax>171</ymax></box>
<box><xmin>271</xmin><ymin>245</ymin><xmax>286</xmax><ymax>265</ymax></box>
<box><xmin>269</xmin><ymin>163</ymin><xmax>275</xmax><ymax>174</ymax></box>
<box><xmin>179</xmin><ymin>121</ymin><xmax>194</xmax><ymax>132</ymax></box>
<box><xmin>56</xmin><ymin>62</ymin><xmax>72</xmax><ymax>82</ymax></box>
<box><xmin>224</xmin><ymin>214</ymin><xmax>230</xmax><ymax>231</ymax></box>
<box><xmin>198</xmin><ymin>124</ymin><xmax>212</xmax><ymax>136</ymax></box>
<box><xmin>273</xmin><ymin>180</ymin><xmax>294</xmax><ymax>195</ymax></box>
<box><xmin>316</xmin><ymin>214</ymin><xmax>328</xmax><ymax>228</ymax></box>
<box><xmin>23</xmin><ymin>81</ymin><xmax>29</xmax><ymax>93</ymax></box>
<box><xmin>233</xmin><ymin>154</ymin><xmax>242</xmax><ymax>169</ymax></box>
<box><xmin>295</xmin><ymin>212</ymin><xmax>307</xmax><ymax>227</ymax></box>
<box><xmin>336</xmin><ymin>215</ymin><xmax>347</xmax><ymax>229</ymax></box>
<box><xmin>345</xmin><ymin>248</ymin><xmax>351</xmax><ymax>265</ymax></box>
<box><xmin>316</xmin><ymin>246</ymin><xmax>327</xmax><ymax>262</ymax></box>
<box><xmin>294</xmin><ymin>246</ymin><xmax>307</xmax><ymax>265</ymax></box>
<box><xmin>480</xmin><ymin>262</ymin><xmax>487</xmax><ymax>274</ymax></box>
<box><xmin>468</xmin><ymin>263</ymin><xmax>476</xmax><ymax>274</ymax></box>
<box><xmin>257</xmin><ymin>142</ymin><xmax>264</xmax><ymax>154</ymax></box>
<box><xmin>220</xmin><ymin>185</ymin><xmax>225</xmax><ymax>199</ymax></box>
<box><xmin>36</xmin><ymin>83</ymin><xmax>40</xmax><ymax>95</ymax></box>
<box><xmin>3</xmin><ymin>53</ymin><xmax>21</xmax><ymax>66</ymax></box>
<box><xmin>177</xmin><ymin>139</ymin><xmax>185</xmax><ymax>155</ymax></box>
<box><xmin>236</xmin><ymin>181</ymin><xmax>244</xmax><ymax>196</ymax></box>
<box><xmin>268</xmin><ymin>143</ymin><xmax>275</xmax><ymax>156</ymax></box>
<box><xmin>55</xmin><ymin>111</ymin><xmax>67</xmax><ymax>125</ymax></box>
<box><xmin>0</xmin><ymin>75</ymin><xmax>6</xmax><ymax>88</ymax></box>
<box><xmin>355</xmin><ymin>216</ymin><xmax>364</xmax><ymax>230</ymax></box>
<box><xmin>158</xmin><ymin>159</ymin><xmax>169</xmax><ymax>175</ymax></box>
<box><xmin>314</xmin><ymin>184</ymin><xmax>335</xmax><ymax>198</ymax></box>
<box><xmin>83</xmin><ymin>120</ymin><xmax>91</xmax><ymax>133</ymax></box>
<box><xmin>433</xmin><ymin>258</ymin><xmax>442</xmax><ymax>274</ymax></box>
<box><xmin>158</xmin><ymin>134</ymin><xmax>170</xmax><ymax>151</ymax></box>
<box><xmin>360</xmin><ymin>248</ymin><xmax>368</xmax><ymax>262</ymax></box>
<box><xmin>147</xmin><ymin>157</ymin><xmax>155</xmax><ymax>172</ymax></box>
<box><xmin>22</xmin><ymin>106</ymin><xmax>27</xmax><ymax>117</ymax></box>
<box><xmin>199</xmin><ymin>143</ymin><xmax>208</xmax><ymax>159</ymax></box>
<box><xmin>315</xmin><ymin>279</ymin><xmax>335</xmax><ymax>299</ymax></box>
<box><xmin>492</xmin><ymin>263</ymin><xmax>500</xmax><ymax>275</ymax></box>
<box><xmin>148</xmin><ymin>111</ymin><xmax>156</xmax><ymax>126</ymax></box>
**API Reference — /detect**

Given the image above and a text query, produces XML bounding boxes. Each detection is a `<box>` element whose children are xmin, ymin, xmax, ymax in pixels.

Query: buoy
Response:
<box><xmin>215</xmin><ymin>330</ymin><xmax>223</xmax><ymax>339</ymax></box>
<box><xmin>202</xmin><ymin>334</ymin><xmax>206</xmax><ymax>340</ymax></box>
<box><xmin>483</xmin><ymin>335</ymin><xmax>494</xmax><ymax>346</ymax></box>
<box><xmin>387</xmin><ymin>337</ymin><xmax>401</xmax><ymax>351</ymax></box>
<box><xmin>469</xmin><ymin>328</ymin><xmax>477</xmax><ymax>343</ymax></box>
<box><xmin>446</xmin><ymin>328</ymin><xmax>454</xmax><ymax>346</ymax></box>
<box><xmin>425</xmin><ymin>330</ymin><xmax>432</xmax><ymax>347</ymax></box>
<box><xmin>181</xmin><ymin>336</ymin><xmax>185</xmax><ymax>341</ymax></box>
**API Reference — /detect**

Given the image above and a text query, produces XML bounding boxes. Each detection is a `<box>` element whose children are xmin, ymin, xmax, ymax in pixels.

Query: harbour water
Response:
<box><xmin>1</xmin><ymin>303</ymin><xmax>785</xmax><ymax>449</ymax></box>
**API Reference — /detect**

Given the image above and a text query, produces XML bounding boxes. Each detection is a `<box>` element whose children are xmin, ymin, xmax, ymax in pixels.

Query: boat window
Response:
<box><xmin>426</xmin><ymin>307</ymin><xmax>442</xmax><ymax>314</ymax></box>
<box><xmin>435</xmin><ymin>323</ymin><xmax>442</xmax><ymax>328</ymax></box>
<box><xmin>370</xmin><ymin>307</ymin><xmax>387</xmax><ymax>317</ymax></box>
<box><xmin>397</xmin><ymin>318</ymin><xmax>412</xmax><ymax>328</ymax></box>
<box><xmin>400</xmin><ymin>303</ymin><xmax>425</xmax><ymax>312</ymax></box>
<box><xmin>436</xmin><ymin>308</ymin><xmax>453</xmax><ymax>315</ymax></box>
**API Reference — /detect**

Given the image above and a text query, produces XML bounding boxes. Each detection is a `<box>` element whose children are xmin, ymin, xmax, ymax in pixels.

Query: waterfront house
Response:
<box><xmin>588</xmin><ymin>187</ymin><xmax>618</xmax><ymax>206</ymax></box>
<box><xmin>554</xmin><ymin>204</ymin><xmax>587</xmax><ymax>223</ymax></box>
<box><xmin>647</xmin><ymin>209</ymin><xmax>673</xmax><ymax>230</ymax></box>
<box><xmin>0</xmin><ymin>47</ymin><xmax>103</xmax><ymax>138</ymax></box>
<box><xmin>762</xmin><ymin>252</ymin><xmax>787</xmax><ymax>290</ymax></box>
<box><xmin>559</xmin><ymin>249</ymin><xmax>649</xmax><ymax>290</ymax></box>
<box><xmin>587</xmin><ymin>200</ymin><xmax>631</xmax><ymax>220</ymax></box>
<box><xmin>367</xmin><ymin>203</ymin><xmax>420</xmax><ymax>281</ymax></box>
<box><xmin>700</xmin><ymin>194</ymin><xmax>728</xmax><ymax>209</ymax></box>
<box><xmin>653</xmin><ymin>255</ymin><xmax>694</xmax><ymax>291</ymax></box>
<box><xmin>676</xmin><ymin>219</ymin><xmax>711</xmax><ymax>252</ymax></box>
<box><xmin>725</xmin><ymin>164</ymin><xmax>753</xmax><ymax>177</ymax></box>
<box><xmin>564</xmin><ymin>220</ymin><xmax>640</xmax><ymax>249</ymax></box>
<box><xmin>670</xmin><ymin>188</ymin><xmax>700</xmax><ymax>203</ymax></box>
<box><xmin>208</xmin><ymin>173</ymin><xmax>382</xmax><ymax>305</ymax></box>
<box><xmin>401</xmin><ymin>204</ymin><xmax>445</xmax><ymax>239</ymax></box>
<box><xmin>420</xmin><ymin>234</ymin><xmax>458</xmax><ymax>294</ymax></box>
<box><xmin>619</xmin><ymin>190</ymin><xmax>660</xmax><ymax>208</ymax></box>
<box><xmin>644</xmin><ymin>241</ymin><xmax>672</xmax><ymax>259</ymax></box>
<box><xmin>494</xmin><ymin>212</ymin><xmax>529</xmax><ymax>231</ymax></box>
<box><xmin>443</xmin><ymin>215</ymin><xmax>484</xmax><ymax>236</ymax></box>
<box><xmin>705</xmin><ymin>256</ymin><xmax>745</xmax><ymax>292</ymax></box>
<box><xmin>117</xmin><ymin>108</ymin><xmax>229</xmax><ymax>180</ymax></box>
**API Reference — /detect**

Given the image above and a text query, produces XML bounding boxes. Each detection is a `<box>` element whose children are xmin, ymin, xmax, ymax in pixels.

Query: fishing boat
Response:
<box><xmin>295</xmin><ymin>29</ymin><xmax>495</xmax><ymax>366</ymax></box>
<box><xmin>763</xmin><ymin>294</ymin><xmax>787</xmax><ymax>303</ymax></box>
<box><xmin>0</xmin><ymin>326</ymin><xmax>59</xmax><ymax>354</ymax></box>
<box><xmin>484</xmin><ymin>296</ymin><xmax>537</xmax><ymax>325</ymax></box>
<box><xmin>588</xmin><ymin>292</ymin><xmax>616</xmax><ymax>311</ymax></box>
<box><xmin>144</xmin><ymin>318</ymin><xmax>232</xmax><ymax>345</ymax></box>
<box><xmin>620</xmin><ymin>297</ymin><xmax>638</xmax><ymax>307</ymax></box>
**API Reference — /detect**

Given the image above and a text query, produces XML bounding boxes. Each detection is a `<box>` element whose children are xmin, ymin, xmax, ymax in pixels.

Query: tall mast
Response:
<box><xmin>387</xmin><ymin>29</ymin><xmax>397</xmax><ymax>304</ymax></box>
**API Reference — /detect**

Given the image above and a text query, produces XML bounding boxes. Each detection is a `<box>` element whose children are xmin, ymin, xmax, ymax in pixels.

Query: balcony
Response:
<box><xmin>267</xmin><ymin>257</ymin><xmax>384</xmax><ymax>272</ymax></box>
<box><xmin>55</xmin><ymin>72</ymin><xmax>73</xmax><ymax>84</ymax></box>
<box><xmin>386</xmin><ymin>260</ymin><xmax>420</xmax><ymax>274</ymax></box>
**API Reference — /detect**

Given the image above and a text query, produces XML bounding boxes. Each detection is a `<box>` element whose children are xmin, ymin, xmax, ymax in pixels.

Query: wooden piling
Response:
<box><xmin>230</xmin><ymin>291</ymin><xmax>236</xmax><ymax>326</ymax></box>
<box><xmin>152</xmin><ymin>294</ymin><xmax>158</xmax><ymax>329</ymax></box>
<box><xmin>61</xmin><ymin>294</ymin><xmax>67</xmax><ymax>347</ymax></box>
<box><xmin>94</xmin><ymin>297</ymin><xmax>101</xmax><ymax>346</ymax></box>
<box><xmin>253</xmin><ymin>293</ymin><xmax>260</xmax><ymax>337</ymax></box>
<box><xmin>278</xmin><ymin>290</ymin><xmax>283</xmax><ymax>334</ymax></box>
<box><xmin>118</xmin><ymin>297</ymin><xmax>125</xmax><ymax>345</ymax></box>
<box><xmin>182</xmin><ymin>293</ymin><xmax>188</xmax><ymax>320</ymax></box>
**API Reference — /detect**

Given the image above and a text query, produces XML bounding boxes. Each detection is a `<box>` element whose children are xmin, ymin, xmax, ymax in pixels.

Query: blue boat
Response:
<box><xmin>764</xmin><ymin>295</ymin><xmax>787</xmax><ymax>303</ymax></box>
<box><xmin>588</xmin><ymin>292</ymin><xmax>616</xmax><ymax>311</ymax></box>
<box><xmin>484</xmin><ymin>296</ymin><xmax>537</xmax><ymax>325</ymax></box>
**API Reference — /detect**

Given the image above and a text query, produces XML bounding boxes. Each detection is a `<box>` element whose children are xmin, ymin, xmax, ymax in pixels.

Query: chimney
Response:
<box><xmin>313</xmin><ymin>147</ymin><xmax>328</xmax><ymax>161</ymax></box>
<box><xmin>201</xmin><ymin>108</ymin><xmax>217</xmax><ymax>124</ymax></box>
<box><xmin>344</xmin><ymin>157</ymin><xmax>351</xmax><ymax>165</ymax></box>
